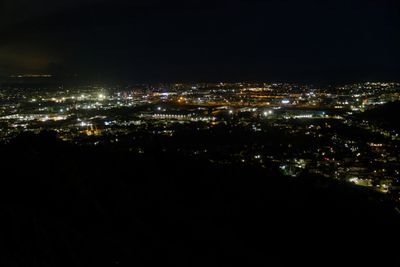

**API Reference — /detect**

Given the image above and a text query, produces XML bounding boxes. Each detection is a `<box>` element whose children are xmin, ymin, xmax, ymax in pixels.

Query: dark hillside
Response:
<box><xmin>0</xmin><ymin>133</ymin><xmax>399</xmax><ymax>266</ymax></box>
<box><xmin>358</xmin><ymin>101</ymin><xmax>400</xmax><ymax>131</ymax></box>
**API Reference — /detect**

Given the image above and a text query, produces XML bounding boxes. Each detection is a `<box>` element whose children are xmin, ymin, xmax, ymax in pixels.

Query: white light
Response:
<box><xmin>349</xmin><ymin>177</ymin><xmax>359</xmax><ymax>183</ymax></box>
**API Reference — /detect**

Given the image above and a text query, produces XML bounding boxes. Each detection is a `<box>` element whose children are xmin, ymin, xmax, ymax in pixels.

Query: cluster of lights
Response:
<box><xmin>263</xmin><ymin>110</ymin><xmax>273</xmax><ymax>116</ymax></box>
<box><xmin>153</xmin><ymin>114</ymin><xmax>191</xmax><ymax>119</ymax></box>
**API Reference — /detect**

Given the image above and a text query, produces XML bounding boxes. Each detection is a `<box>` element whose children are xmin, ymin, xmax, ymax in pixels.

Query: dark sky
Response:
<box><xmin>0</xmin><ymin>0</ymin><xmax>399</xmax><ymax>83</ymax></box>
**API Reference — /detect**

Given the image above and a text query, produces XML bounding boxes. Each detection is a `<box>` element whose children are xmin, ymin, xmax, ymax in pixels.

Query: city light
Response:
<box><xmin>0</xmin><ymin>81</ymin><xmax>398</xmax><ymax>197</ymax></box>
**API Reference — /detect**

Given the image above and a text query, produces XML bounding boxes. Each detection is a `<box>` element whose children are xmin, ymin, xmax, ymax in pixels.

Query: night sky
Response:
<box><xmin>0</xmin><ymin>0</ymin><xmax>399</xmax><ymax>83</ymax></box>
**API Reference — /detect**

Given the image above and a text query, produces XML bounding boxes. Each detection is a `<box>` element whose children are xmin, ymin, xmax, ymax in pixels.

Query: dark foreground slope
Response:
<box><xmin>359</xmin><ymin>100</ymin><xmax>400</xmax><ymax>131</ymax></box>
<box><xmin>0</xmin><ymin>133</ymin><xmax>399</xmax><ymax>266</ymax></box>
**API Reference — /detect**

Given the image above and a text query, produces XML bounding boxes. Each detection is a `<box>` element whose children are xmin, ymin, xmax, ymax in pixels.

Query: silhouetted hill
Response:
<box><xmin>359</xmin><ymin>101</ymin><xmax>400</xmax><ymax>131</ymax></box>
<box><xmin>0</xmin><ymin>133</ymin><xmax>399</xmax><ymax>266</ymax></box>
